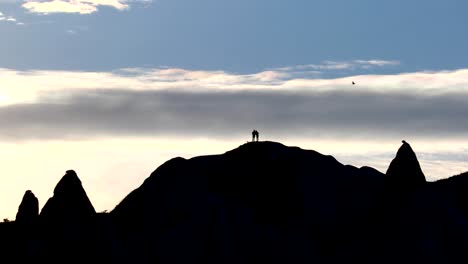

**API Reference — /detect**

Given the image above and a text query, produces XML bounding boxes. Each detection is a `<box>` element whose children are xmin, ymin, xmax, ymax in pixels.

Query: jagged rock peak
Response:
<box><xmin>386</xmin><ymin>140</ymin><xmax>426</xmax><ymax>186</ymax></box>
<box><xmin>54</xmin><ymin>170</ymin><xmax>82</xmax><ymax>196</ymax></box>
<box><xmin>15</xmin><ymin>190</ymin><xmax>39</xmax><ymax>223</ymax></box>
<box><xmin>40</xmin><ymin>170</ymin><xmax>96</xmax><ymax>220</ymax></box>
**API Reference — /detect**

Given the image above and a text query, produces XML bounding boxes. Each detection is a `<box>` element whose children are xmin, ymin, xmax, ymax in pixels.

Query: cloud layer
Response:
<box><xmin>22</xmin><ymin>0</ymin><xmax>129</xmax><ymax>14</ymax></box>
<box><xmin>1</xmin><ymin>65</ymin><xmax>468</xmax><ymax>141</ymax></box>
<box><xmin>1</xmin><ymin>88</ymin><xmax>468</xmax><ymax>140</ymax></box>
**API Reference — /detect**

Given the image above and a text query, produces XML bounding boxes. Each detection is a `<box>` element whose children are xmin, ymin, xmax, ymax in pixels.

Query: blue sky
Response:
<box><xmin>1</xmin><ymin>0</ymin><xmax>468</xmax><ymax>219</ymax></box>
<box><xmin>1</xmin><ymin>0</ymin><xmax>468</xmax><ymax>74</ymax></box>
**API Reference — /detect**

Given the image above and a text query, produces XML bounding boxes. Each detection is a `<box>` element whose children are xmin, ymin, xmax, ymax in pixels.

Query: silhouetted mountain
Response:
<box><xmin>40</xmin><ymin>170</ymin><xmax>96</xmax><ymax>221</ymax></box>
<box><xmin>386</xmin><ymin>140</ymin><xmax>426</xmax><ymax>188</ymax></box>
<box><xmin>112</xmin><ymin>141</ymin><xmax>387</xmax><ymax>263</ymax></box>
<box><xmin>433</xmin><ymin>171</ymin><xmax>468</xmax><ymax>217</ymax></box>
<box><xmin>1</xmin><ymin>141</ymin><xmax>468</xmax><ymax>264</ymax></box>
<box><xmin>15</xmin><ymin>190</ymin><xmax>39</xmax><ymax>223</ymax></box>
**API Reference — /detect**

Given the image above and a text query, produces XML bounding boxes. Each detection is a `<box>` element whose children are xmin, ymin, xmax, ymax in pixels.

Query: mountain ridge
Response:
<box><xmin>1</xmin><ymin>140</ymin><xmax>468</xmax><ymax>263</ymax></box>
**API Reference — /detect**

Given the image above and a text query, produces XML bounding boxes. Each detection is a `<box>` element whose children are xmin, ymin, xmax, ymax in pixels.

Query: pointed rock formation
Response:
<box><xmin>386</xmin><ymin>141</ymin><xmax>426</xmax><ymax>188</ymax></box>
<box><xmin>15</xmin><ymin>190</ymin><xmax>39</xmax><ymax>223</ymax></box>
<box><xmin>40</xmin><ymin>170</ymin><xmax>96</xmax><ymax>221</ymax></box>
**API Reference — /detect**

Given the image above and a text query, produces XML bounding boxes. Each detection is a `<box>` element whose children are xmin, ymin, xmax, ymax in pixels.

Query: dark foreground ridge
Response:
<box><xmin>1</xmin><ymin>141</ymin><xmax>468</xmax><ymax>263</ymax></box>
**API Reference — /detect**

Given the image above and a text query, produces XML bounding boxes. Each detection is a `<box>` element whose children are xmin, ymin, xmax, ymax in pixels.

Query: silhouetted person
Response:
<box><xmin>252</xmin><ymin>130</ymin><xmax>259</xmax><ymax>142</ymax></box>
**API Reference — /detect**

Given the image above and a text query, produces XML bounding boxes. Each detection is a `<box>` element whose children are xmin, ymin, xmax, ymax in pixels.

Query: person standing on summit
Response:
<box><xmin>252</xmin><ymin>130</ymin><xmax>259</xmax><ymax>142</ymax></box>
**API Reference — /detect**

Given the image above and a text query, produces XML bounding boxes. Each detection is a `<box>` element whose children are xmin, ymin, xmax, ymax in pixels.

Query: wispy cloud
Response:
<box><xmin>354</xmin><ymin>60</ymin><xmax>400</xmax><ymax>67</ymax></box>
<box><xmin>65</xmin><ymin>25</ymin><xmax>89</xmax><ymax>35</ymax></box>
<box><xmin>271</xmin><ymin>59</ymin><xmax>400</xmax><ymax>75</ymax></box>
<box><xmin>22</xmin><ymin>0</ymin><xmax>129</xmax><ymax>15</ymax></box>
<box><xmin>0</xmin><ymin>11</ymin><xmax>22</xmax><ymax>25</ymax></box>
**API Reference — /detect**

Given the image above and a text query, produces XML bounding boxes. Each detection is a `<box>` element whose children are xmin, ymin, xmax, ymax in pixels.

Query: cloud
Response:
<box><xmin>271</xmin><ymin>59</ymin><xmax>400</xmax><ymax>75</ymax></box>
<box><xmin>66</xmin><ymin>26</ymin><xmax>89</xmax><ymax>35</ymax></box>
<box><xmin>354</xmin><ymin>60</ymin><xmax>400</xmax><ymax>67</ymax></box>
<box><xmin>2</xmin><ymin>88</ymin><xmax>468</xmax><ymax>141</ymax></box>
<box><xmin>22</xmin><ymin>0</ymin><xmax>129</xmax><ymax>14</ymax></box>
<box><xmin>1</xmin><ymin>66</ymin><xmax>468</xmax><ymax>141</ymax></box>
<box><xmin>0</xmin><ymin>11</ymin><xmax>21</xmax><ymax>24</ymax></box>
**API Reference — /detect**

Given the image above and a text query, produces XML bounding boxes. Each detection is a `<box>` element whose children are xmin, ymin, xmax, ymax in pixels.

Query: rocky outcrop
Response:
<box><xmin>15</xmin><ymin>190</ymin><xmax>39</xmax><ymax>223</ymax></box>
<box><xmin>386</xmin><ymin>140</ymin><xmax>426</xmax><ymax>188</ymax></box>
<box><xmin>40</xmin><ymin>170</ymin><xmax>96</xmax><ymax>221</ymax></box>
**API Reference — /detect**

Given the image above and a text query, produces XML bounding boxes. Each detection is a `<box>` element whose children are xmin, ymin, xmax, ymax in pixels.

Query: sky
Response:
<box><xmin>1</xmin><ymin>0</ymin><xmax>468</xmax><ymax>219</ymax></box>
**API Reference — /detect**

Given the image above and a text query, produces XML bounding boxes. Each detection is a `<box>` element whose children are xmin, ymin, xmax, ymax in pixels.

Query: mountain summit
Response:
<box><xmin>40</xmin><ymin>170</ymin><xmax>96</xmax><ymax>220</ymax></box>
<box><xmin>112</xmin><ymin>141</ymin><xmax>385</xmax><ymax>263</ymax></box>
<box><xmin>15</xmin><ymin>190</ymin><xmax>39</xmax><ymax>223</ymax></box>
<box><xmin>386</xmin><ymin>141</ymin><xmax>426</xmax><ymax>187</ymax></box>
